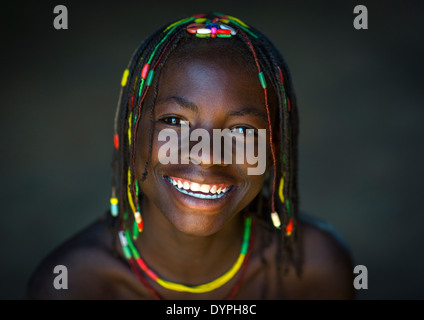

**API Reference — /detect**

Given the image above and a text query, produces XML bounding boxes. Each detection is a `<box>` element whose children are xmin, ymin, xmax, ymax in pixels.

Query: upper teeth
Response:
<box><xmin>168</xmin><ymin>177</ymin><xmax>231</xmax><ymax>195</ymax></box>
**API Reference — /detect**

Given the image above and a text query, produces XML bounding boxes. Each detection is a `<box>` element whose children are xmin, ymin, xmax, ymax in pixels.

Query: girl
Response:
<box><xmin>28</xmin><ymin>13</ymin><xmax>354</xmax><ymax>300</ymax></box>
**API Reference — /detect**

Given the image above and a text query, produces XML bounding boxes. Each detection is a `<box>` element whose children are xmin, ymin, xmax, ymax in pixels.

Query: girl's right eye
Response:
<box><xmin>160</xmin><ymin>116</ymin><xmax>183</xmax><ymax>126</ymax></box>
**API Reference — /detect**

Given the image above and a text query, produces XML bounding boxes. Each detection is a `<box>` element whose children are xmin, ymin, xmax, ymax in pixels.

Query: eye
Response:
<box><xmin>230</xmin><ymin>126</ymin><xmax>257</xmax><ymax>136</ymax></box>
<box><xmin>230</xmin><ymin>127</ymin><xmax>245</xmax><ymax>134</ymax></box>
<box><xmin>160</xmin><ymin>116</ymin><xmax>184</xmax><ymax>126</ymax></box>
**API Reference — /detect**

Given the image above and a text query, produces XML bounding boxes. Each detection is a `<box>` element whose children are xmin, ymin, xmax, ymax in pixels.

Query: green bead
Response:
<box><xmin>196</xmin><ymin>33</ymin><xmax>210</xmax><ymax>38</ymax></box>
<box><xmin>286</xmin><ymin>200</ymin><xmax>291</xmax><ymax>216</ymax></box>
<box><xmin>125</xmin><ymin>230</ymin><xmax>140</xmax><ymax>259</ymax></box>
<box><xmin>138</xmin><ymin>78</ymin><xmax>145</xmax><ymax>96</ymax></box>
<box><xmin>240</xmin><ymin>240</ymin><xmax>249</xmax><ymax>255</ymax></box>
<box><xmin>216</xmin><ymin>34</ymin><xmax>231</xmax><ymax>38</ymax></box>
<box><xmin>132</xmin><ymin>220</ymin><xmax>139</xmax><ymax>240</ymax></box>
<box><xmin>135</xmin><ymin>180</ymin><xmax>140</xmax><ymax>195</ymax></box>
<box><xmin>146</xmin><ymin>69</ymin><xmax>154</xmax><ymax>86</ymax></box>
<box><xmin>258</xmin><ymin>72</ymin><xmax>267</xmax><ymax>89</ymax></box>
<box><xmin>122</xmin><ymin>246</ymin><xmax>132</xmax><ymax>259</ymax></box>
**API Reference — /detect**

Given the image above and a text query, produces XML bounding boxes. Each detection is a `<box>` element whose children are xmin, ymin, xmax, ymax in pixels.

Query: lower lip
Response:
<box><xmin>163</xmin><ymin>176</ymin><xmax>236</xmax><ymax>211</ymax></box>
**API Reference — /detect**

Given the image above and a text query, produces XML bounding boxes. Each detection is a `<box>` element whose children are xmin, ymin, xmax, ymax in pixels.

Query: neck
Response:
<box><xmin>134</xmin><ymin>198</ymin><xmax>245</xmax><ymax>285</ymax></box>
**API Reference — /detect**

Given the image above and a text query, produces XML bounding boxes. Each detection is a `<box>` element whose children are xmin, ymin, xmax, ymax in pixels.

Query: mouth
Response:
<box><xmin>165</xmin><ymin>175</ymin><xmax>234</xmax><ymax>200</ymax></box>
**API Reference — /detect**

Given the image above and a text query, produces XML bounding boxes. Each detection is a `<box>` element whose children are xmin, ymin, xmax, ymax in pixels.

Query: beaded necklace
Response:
<box><xmin>119</xmin><ymin>217</ymin><xmax>254</xmax><ymax>295</ymax></box>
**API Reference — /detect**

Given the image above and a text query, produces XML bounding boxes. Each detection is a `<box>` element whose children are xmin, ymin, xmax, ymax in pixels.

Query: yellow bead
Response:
<box><xmin>194</xmin><ymin>18</ymin><xmax>207</xmax><ymax>23</ymax></box>
<box><xmin>110</xmin><ymin>197</ymin><xmax>118</xmax><ymax>205</ymax></box>
<box><xmin>278</xmin><ymin>177</ymin><xmax>284</xmax><ymax>203</ymax></box>
<box><xmin>121</xmin><ymin>69</ymin><xmax>129</xmax><ymax>87</ymax></box>
<box><xmin>227</xmin><ymin>15</ymin><xmax>249</xmax><ymax>28</ymax></box>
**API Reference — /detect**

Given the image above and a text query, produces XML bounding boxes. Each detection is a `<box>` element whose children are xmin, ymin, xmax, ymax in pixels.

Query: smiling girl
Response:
<box><xmin>28</xmin><ymin>13</ymin><xmax>354</xmax><ymax>300</ymax></box>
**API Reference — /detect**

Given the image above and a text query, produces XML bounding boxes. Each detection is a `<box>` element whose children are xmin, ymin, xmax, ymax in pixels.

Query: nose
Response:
<box><xmin>186</xmin><ymin>139</ymin><xmax>230</xmax><ymax>168</ymax></box>
<box><xmin>179</xmin><ymin>126</ymin><xmax>230</xmax><ymax>168</ymax></box>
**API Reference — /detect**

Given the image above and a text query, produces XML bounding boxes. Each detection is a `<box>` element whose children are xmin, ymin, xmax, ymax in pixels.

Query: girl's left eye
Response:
<box><xmin>230</xmin><ymin>127</ymin><xmax>246</xmax><ymax>134</ymax></box>
<box><xmin>230</xmin><ymin>126</ymin><xmax>256</xmax><ymax>136</ymax></box>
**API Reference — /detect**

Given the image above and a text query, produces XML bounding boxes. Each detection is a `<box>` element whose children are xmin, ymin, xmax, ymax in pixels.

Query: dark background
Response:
<box><xmin>1</xmin><ymin>0</ymin><xmax>423</xmax><ymax>299</ymax></box>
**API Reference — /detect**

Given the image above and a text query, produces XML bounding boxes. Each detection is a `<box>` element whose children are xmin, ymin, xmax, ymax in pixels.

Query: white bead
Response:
<box><xmin>196</xmin><ymin>28</ymin><xmax>211</xmax><ymax>34</ymax></box>
<box><xmin>118</xmin><ymin>230</ymin><xmax>128</xmax><ymax>246</ymax></box>
<box><xmin>270</xmin><ymin>212</ymin><xmax>281</xmax><ymax>229</ymax></box>
<box><xmin>134</xmin><ymin>211</ymin><xmax>142</xmax><ymax>224</ymax></box>
<box><xmin>219</xmin><ymin>24</ymin><xmax>237</xmax><ymax>35</ymax></box>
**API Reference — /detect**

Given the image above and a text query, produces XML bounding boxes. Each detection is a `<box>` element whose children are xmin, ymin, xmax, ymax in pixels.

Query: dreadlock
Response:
<box><xmin>109</xmin><ymin>13</ymin><xmax>301</xmax><ymax>297</ymax></box>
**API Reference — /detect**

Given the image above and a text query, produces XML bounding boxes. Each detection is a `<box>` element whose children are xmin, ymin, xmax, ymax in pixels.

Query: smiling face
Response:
<box><xmin>135</xmin><ymin>40</ymin><xmax>277</xmax><ymax>236</ymax></box>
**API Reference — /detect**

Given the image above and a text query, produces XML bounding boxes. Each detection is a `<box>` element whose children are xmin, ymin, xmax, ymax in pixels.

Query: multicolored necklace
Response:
<box><xmin>119</xmin><ymin>217</ymin><xmax>254</xmax><ymax>296</ymax></box>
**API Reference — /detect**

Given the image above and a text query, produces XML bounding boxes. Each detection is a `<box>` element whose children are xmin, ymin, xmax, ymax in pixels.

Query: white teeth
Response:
<box><xmin>200</xmin><ymin>184</ymin><xmax>210</xmax><ymax>194</ymax></box>
<box><xmin>168</xmin><ymin>177</ymin><xmax>231</xmax><ymax>197</ymax></box>
<box><xmin>190</xmin><ymin>183</ymin><xmax>200</xmax><ymax>192</ymax></box>
<box><xmin>168</xmin><ymin>177</ymin><xmax>232</xmax><ymax>199</ymax></box>
<box><xmin>210</xmin><ymin>185</ymin><xmax>217</xmax><ymax>194</ymax></box>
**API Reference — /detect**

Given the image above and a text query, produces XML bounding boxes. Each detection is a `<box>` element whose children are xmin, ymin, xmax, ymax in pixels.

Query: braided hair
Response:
<box><xmin>109</xmin><ymin>13</ymin><xmax>301</xmax><ymax>293</ymax></box>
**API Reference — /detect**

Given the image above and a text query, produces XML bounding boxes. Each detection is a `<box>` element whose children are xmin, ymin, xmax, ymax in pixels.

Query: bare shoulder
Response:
<box><xmin>27</xmin><ymin>216</ymin><xmax>128</xmax><ymax>299</ymax></box>
<box><xmin>285</xmin><ymin>214</ymin><xmax>355</xmax><ymax>299</ymax></box>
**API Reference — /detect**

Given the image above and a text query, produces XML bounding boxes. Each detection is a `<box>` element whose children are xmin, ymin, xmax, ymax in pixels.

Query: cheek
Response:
<box><xmin>236</xmin><ymin>170</ymin><xmax>266</xmax><ymax>211</ymax></box>
<box><xmin>249</xmin><ymin>174</ymin><xmax>266</xmax><ymax>194</ymax></box>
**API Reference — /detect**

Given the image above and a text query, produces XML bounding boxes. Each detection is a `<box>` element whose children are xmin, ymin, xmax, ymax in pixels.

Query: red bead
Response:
<box><xmin>141</xmin><ymin>63</ymin><xmax>150</xmax><ymax>79</ymax></box>
<box><xmin>212</xmin><ymin>17</ymin><xmax>219</xmax><ymax>23</ymax></box>
<box><xmin>194</xmin><ymin>13</ymin><xmax>206</xmax><ymax>18</ymax></box>
<box><xmin>278</xmin><ymin>66</ymin><xmax>284</xmax><ymax>83</ymax></box>
<box><xmin>287</xmin><ymin>97</ymin><xmax>291</xmax><ymax>112</ymax></box>
<box><xmin>286</xmin><ymin>218</ymin><xmax>293</xmax><ymax>234</ymax></box>
<box><xmin>186</xmin><ymin>23</ymin><xmax>203</xmax><ymax>34</ymax></box>
<box><xmin>138</xmin><ymin>218</ymin><xmax>144</xmax><ymax>232</ymax></box>
<box><xmin>114</xmin><ymin>134</ymin><xmax>119</xmax><ymax>150</ymax></box>
<box><xmin>130</xmin><ymin>95</ymin><xmax>134</xmax><ymax>110</ymax></box>
<box><xmin>217</xmin><ymin>29</ymin><xmax>231</xmax><ymax>35</ymax></box>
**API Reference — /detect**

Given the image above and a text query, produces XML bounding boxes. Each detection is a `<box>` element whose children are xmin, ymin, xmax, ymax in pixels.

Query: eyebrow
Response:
<box><xmin>226</xmin><ymin>107</ymin><xmax>268</xmax><ymax>122</ymax></box>
<box><xmin>157</xmin><ymin>96</ymin><xmax>267</xmax><ymax>121</ymax></box>
<box><xmin>157</xmin><ymin>96</ymin><xmax>198</xmax><ymax>112</ymax></box>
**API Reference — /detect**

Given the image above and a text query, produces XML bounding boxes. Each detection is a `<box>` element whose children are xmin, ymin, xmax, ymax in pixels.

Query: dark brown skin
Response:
<box><xmin>27</xmin><ymin>44</ymin><xmax>355</xmax><ymax>300</ymax></box>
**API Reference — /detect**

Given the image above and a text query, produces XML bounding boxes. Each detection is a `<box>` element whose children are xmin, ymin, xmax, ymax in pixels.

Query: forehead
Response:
<box><xmin>157</xmin><ymin>40</ymin><xmax>264</xmax><ymax>107</ymax></box>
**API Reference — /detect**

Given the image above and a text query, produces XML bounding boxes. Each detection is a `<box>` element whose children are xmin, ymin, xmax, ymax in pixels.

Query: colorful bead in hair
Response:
<box><xmin>185</xmin><ymin>18</ymin><xmax>237</xmax><ymax>38</ymax></box>
<box><xmin>110</xmin><ymin>197</ymin><xmax>119</xmax><ymax>217</ymax></box>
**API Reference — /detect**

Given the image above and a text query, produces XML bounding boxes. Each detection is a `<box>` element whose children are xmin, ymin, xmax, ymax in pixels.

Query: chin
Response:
<box><xmin>166</xmin><ymin>210</ymin><xmax>230</xmax><ymax>237</ymax></box>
